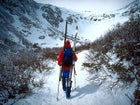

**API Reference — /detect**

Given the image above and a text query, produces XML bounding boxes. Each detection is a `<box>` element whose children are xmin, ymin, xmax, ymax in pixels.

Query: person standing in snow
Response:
<box><xmin>57</xmin><ymin>40</ymin><xmax>78</xmax><ymax>98</ymax></box>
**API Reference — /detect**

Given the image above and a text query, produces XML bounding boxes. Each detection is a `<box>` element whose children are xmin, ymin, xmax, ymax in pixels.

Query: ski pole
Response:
<box><xmin>73</xmin><ymin>66</ymin><xmax>77</xmax><ymax>89</ymax></box>
<box><xmin>57</xmin><ymin>66</ymin><xmax>62</xmax><ymax>101</ymax></box>
<box><xmin>56</xmin><ymin>80</ymin><xmax>60</xmax><ymax>101</ymax></box>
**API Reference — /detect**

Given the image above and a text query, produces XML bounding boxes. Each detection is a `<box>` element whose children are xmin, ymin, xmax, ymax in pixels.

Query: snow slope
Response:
<box><xmin>14</xmin><ymin>51</ymin><xmax>133</xmax><ymax>105</ymax></box>
<box><xmin>79</xmin><ymin>14</ymin><xmax>128</xmax><ymax>42</ymax></box>
<box><xmin>0</xmin><ymin>0</ymin><xmax>136</xmax><ymax>49</ymax></box>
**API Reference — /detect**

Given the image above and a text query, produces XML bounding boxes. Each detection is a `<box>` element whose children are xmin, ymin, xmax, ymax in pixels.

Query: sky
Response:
<box><xmin>34</xmin><ymin>0</ymin><xmax>135</xmax><ymax>14</ymax></box>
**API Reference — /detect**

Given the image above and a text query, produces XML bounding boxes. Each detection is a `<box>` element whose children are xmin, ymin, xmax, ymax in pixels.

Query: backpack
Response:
<box><xmin>62</xmin><ymin>48</ymin><xmax>73</xmax><ymax>66</ymax></box>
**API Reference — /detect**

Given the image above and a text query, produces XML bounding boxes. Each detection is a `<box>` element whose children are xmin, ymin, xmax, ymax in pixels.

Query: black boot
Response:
<box><xmin>62</xmin><ymin>78</ymin><xmax>66</xmax><ymax>91</ymax></box>
<box><xmin>66</xmin><ymin>80</ymin><xmax>72</xmax><ymax>98</ymax></box>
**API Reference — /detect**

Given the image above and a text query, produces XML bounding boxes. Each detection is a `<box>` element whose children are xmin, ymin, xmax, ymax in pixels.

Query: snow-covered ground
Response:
<box><xmin>14</xmin><ymin>51</ymin><xmax>133</xmax><ymax>105</ymax></box>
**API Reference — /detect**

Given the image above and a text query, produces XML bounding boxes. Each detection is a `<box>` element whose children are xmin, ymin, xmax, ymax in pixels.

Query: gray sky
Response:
<box><xmin>34</xmin><ymin>0</ymin><xmax>135</xmax><ymax>14</ymax></box>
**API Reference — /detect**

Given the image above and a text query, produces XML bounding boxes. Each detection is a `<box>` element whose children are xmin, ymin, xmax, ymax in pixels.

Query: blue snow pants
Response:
<box><xmin>61</xmin><ymin>69</ymin><xmax>72</xmax><ymax>98</ymax></box>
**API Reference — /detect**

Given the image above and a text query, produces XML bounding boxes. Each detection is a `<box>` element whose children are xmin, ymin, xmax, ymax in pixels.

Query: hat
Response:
<box><xmin>65</xmin><ymin>40</ymin><xmax>71</xmax><ymax>48</ymax></box>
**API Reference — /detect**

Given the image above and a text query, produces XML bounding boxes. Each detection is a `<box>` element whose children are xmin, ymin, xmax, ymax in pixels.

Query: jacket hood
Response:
<box><xmin>65</xmin><ymin>40</ymin><xmax>71</xmax><ymax>48</ymax></box>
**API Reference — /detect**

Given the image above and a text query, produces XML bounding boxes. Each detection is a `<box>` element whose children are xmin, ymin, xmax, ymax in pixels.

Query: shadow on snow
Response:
<box><xmin>71</xmin><ymin>82</ymin><xmax>100</xmax><ymax>99</ymax></box>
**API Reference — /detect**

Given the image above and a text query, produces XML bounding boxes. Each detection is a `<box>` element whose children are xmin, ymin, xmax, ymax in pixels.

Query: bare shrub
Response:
<box><xmin>0</xmin><ymin>49</ymin><xmax>51</xmax><ymax>104</ymax></box>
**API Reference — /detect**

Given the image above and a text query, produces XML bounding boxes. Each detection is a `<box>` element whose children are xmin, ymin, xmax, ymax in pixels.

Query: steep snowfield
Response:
<box><xmin>14</xmin><ymin>51</ymin><xmax>133</xmax><ymax>105</ymax></box>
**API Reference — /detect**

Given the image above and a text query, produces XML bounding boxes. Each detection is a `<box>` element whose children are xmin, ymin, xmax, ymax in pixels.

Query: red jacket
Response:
<box><xmin>57</xmin><ymin>40</ymin><xmax>78</xmax><ymax>70</ymax></box>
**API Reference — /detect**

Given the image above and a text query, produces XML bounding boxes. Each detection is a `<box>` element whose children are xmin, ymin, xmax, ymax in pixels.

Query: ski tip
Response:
<box><xmin>56</xmin><ymin>97</ymin><xmax>59</xmax><ymax>101</ymax></box>
<box><xmin>76</xmin><ymin>26</ymin><xmax>78</xmax><ymax>30</ymax></box>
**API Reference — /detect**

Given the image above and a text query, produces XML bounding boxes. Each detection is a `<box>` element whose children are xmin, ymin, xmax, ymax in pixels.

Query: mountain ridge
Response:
<box><xmin>0</xmin><ymin>0</ymin><xmax>139</xmax><ymax>50</ymax></box>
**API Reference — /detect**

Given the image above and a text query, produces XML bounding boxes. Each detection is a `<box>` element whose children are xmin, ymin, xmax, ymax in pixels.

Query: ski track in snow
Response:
<box><xmin>14</xmin><ymin>51</ymin><xmax>131</xmax><ymax>105</ymax></box>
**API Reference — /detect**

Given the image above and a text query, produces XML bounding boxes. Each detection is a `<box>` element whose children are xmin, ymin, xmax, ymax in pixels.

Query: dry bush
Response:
<box><xmin>83</xmin><ymin>15</ymin><xmax>140</xmax><ymax>89</ymax></box>
<box><xmin>0</xmin><ymin>49</ymin><xmax>51</xmax><ymax>104</ymax></box>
